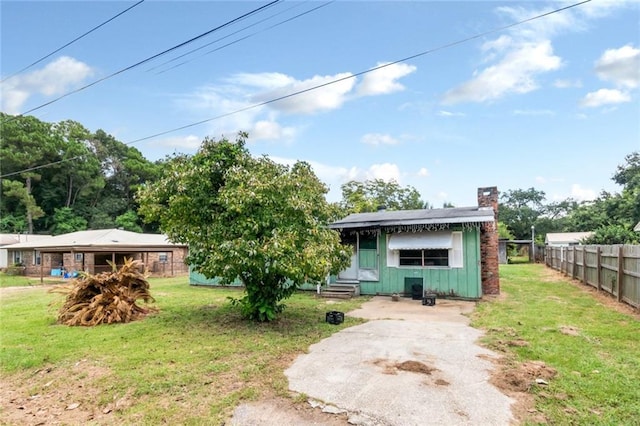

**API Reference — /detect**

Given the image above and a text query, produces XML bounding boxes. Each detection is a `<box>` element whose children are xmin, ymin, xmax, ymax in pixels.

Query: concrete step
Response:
<box><xmin>320</xmin><ymin>290</ymin><xmax>353</xmax><ymax>299</ymax></box>
<box><xmin>329</xmin><ymin>283</ymin><xmax>361</xmax><ymax>297</ymax></box>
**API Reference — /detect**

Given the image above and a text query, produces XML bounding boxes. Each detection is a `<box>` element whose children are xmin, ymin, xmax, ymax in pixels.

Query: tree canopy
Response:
<box><xmin>0</xmin><ymin>113</ymin><xmax>161</xmax><ymax>235</ymax></box>
<box><xmin>340</xmin><ymin>179</ymin><xmax>426</xmax><ymax>213</ymax></box>
<box><xmin>137</xmin><ymin>133</ymin><xmax>351</xmax><ymax>321</ymax></box>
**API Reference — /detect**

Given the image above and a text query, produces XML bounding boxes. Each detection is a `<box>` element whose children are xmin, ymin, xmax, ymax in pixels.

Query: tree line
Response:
<box><xmin>1</xmin><ymin>113</ymin><xmax>162</xmax><ymax>235</ymax></box>
<box><xmin>498</xmin><ymin>152</ymin><xmax>639</xmax><ymax>245</ymax></box>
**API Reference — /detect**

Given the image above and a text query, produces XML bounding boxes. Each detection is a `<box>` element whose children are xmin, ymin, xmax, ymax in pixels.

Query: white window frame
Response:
<box><xmin>75</xmin><ymin>253</ymin><xmax>84</xmax><ymax>262</ymax></box>
<box><xmin>33</xmin><ymin>250</ymin><xmax>42</xmax><ymax>265</ymax></box>
<box><xmin>387</xmin><ymin>231</ymin><xmax>464</xmax><ymax>269</ymax></box>
<box><xmin>12</xmin><ymin>251</ymin><xmax>23</xmax><ymax>265</ymax></box>
<box><xmin>159</xmin><ymin>252</ymin><xmax>168</xmax><ymax>263</ymax></box>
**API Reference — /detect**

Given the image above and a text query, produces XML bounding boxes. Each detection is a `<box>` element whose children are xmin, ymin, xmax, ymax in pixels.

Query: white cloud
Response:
<box><xmin>0</xmin><ymin>56</ymin><xmax>93</xmax><ymax>114</ymax></box>
<box><xmin>356</xmin><ymin>62</ymin><xmax>416</xmax><ymax>96</ymax></box>
<box><xmin>594</xmin><ymin>44</ymin><xmax>640</xmax><ymax>89</ymax></box>
<box><xmin>253</xmin><ymin>72</ymin><xmax>356</xmax><ymax>115</ymax></box>
<box><xmin>553</xmin><ymin>79</ymin><xmax>582</xmax><ymax>88</ymax></box>
<box><xmin>368</xmin><ymin>163</ymin><xmax>401</xmax><ymax>182</ymax></box>
<box><xmin>580</xmin><ymin>88</ymin><xmax>630</xmax><ymax>107</ymax></box>
<box><xmin>417</xmin><ymin>167</ymin><xmax>430</xmax><ymax>177</ymax></box>
<box><xmin>250</xmin><ymin>120</ymin><xmax>296</xmax><ymax>141</ymax></box>
<box><xmin>442</xmin><ymin>41</ymin><xmax>562</xmax><ymax>105</ymax></box>
<box><xmin>437</xmin><ymin>110</ymin><xmax>465</xmax><ymax>117</ymax></box>
<box><xmin>361</xmin><ymin>133</ymin><xmax>400</xmax><ymax>146</ymax></box>
<box><xmin>570</xmin><ymin>184</ymin><xmax>596</xmax><ymax>201</ymax></box>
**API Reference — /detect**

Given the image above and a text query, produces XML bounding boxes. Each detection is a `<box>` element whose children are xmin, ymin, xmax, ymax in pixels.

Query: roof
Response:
<box><xmin>545</xmin><ymin>232</ymin><xmax>594</xmax><ymax>245</ymax></box>
<box><xmin>0</xmin><ymin>234</ymin><xmax>52</xmax><ymax>246</ymax></box>
<box><xmin>635</xmin><ymin>222</ymin><xmax>640</xmax><ymax>232</ymax></box>
<box><xmin>329</xmin><ymin>206</ymin><xmax>495</xmax><ymax>230</ymax></box>
<box><xmin>5</xmin><ymin>229</ymin><xmax>186</xmax><ymax>252</ymax></box>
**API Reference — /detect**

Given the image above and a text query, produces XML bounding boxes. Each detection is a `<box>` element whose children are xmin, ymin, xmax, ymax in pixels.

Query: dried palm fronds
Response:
<box><xmin>51</xmin><ymin>258</ymin><xmax>157</xmax><ymax>326</ymax></box>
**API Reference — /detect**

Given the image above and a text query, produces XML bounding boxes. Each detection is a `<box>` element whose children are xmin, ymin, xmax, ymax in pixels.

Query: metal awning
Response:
<box><xmin>388</xmin><ymin>231</ymin><xmax>452</xmax><ymax>250</ymax></box>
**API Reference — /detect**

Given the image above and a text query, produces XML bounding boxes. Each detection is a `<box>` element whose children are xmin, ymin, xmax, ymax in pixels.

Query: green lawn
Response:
<box><xmin>472</xmin><ymin>264</ymin><xmax>640</xmax><ymax>425</ymax></box>
<box><xmin>0</xmin><ymin>277</ymin><xmax>367</xmax><ymax>424</ymax></box>
<box><xmin>0</xmin><ymin>272</ymin><xmax>64</xmax><ymax>288</ymax></box>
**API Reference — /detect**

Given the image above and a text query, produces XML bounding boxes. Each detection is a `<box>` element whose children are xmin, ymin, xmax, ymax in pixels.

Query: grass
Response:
<box><xmin>0</xmin><ymin>277</ymin><xmax>367</xmax><ymax>424</ymax></box>
<box><xmin>471</xmin><ymin>264</ymin><xmax>640</xmax><ymax>425</ymax></box>
<box><xmin>0</xmin><ymin>272</ymin><xmax>64</xmax><ymax>288</ymax></box>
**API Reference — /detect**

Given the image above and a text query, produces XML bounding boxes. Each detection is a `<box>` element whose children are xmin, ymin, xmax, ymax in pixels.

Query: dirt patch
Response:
<box><xmin>559</xmin><ymin>325</ymin><xmax>580</xmax><ymax>336</ymax></box>
<box><xmin>370</xmin><ymin>358</ymin><xmax>438</xmax><ymax>376</ymax></box>
<box><xmin>487</xmin><ymin>358</ymin><xmax>558</xmax><ymax>424</ymax></box>
<box><xmin>230</xmin><ymin>396</ymin><xmax>350</xmax><ymax>426</ymax></box>
<box><xmin>0</xmin><ymin>359</ymin><xmax>126</xmax><ymax>426</ymax></box>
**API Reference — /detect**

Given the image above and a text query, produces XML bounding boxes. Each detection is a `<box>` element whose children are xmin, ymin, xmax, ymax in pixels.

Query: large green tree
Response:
<box><xmin>138</xmin><ymin>134</ymin><xmax>350</xmax><ymax>321</ymax></box>
<box><xmin>340</xmin><ymin>179</ymin><xmax>425</xmax><ymax>213</ymax></box>
<box><xmin>499</xmin><ymin>188</ymin><xmax>546</xmax><ymax>240</ymax></box>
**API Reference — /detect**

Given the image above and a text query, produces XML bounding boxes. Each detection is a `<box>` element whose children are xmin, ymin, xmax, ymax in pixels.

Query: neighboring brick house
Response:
<box><xmin>5</xmin><ymin>229</ymin><xmax>188</xmax><ymax>278</ymax></box>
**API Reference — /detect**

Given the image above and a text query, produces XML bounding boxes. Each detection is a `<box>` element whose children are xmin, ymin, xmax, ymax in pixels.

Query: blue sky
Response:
<box><xmin>1</xmin><ymin>0</ymin><xmax>639</xmax><ymax>207</ymax></box>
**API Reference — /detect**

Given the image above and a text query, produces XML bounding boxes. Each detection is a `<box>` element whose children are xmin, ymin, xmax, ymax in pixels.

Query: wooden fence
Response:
<box><xmin>544</xmin><ymin>245</ymin><xmax>640</xmax><ymax>309</ymax></box>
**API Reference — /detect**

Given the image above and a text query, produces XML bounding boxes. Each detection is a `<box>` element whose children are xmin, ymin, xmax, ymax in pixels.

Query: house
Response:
<box><xmin>4</xmin><ymin>229</ymin><xmax>188</xmax><ymax>278</ymax></box>
<box><xmin>634</xmin><ymin>222</ymin><xmax>640</xmax><ymax>232</ymax></box>
<box><xmin>0</xmin><ymin>234</ymin><xmax>52</xmax><ymax>269</ymax></box>
<box><xmin>327</xmin><ymin>187</ymin><xmax>500</xmax><ymax>299</ymax></box>
<box><xmin>544</xmin><ymin>232</ymin><xmax>593</xmax><ymax>247</ymax></box>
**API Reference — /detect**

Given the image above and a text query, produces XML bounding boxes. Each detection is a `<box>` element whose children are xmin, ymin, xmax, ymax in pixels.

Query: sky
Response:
<box><xmin>1</xmin><ymin>0</ymin><xmax>639</xmax><ymax>207</ymax></box>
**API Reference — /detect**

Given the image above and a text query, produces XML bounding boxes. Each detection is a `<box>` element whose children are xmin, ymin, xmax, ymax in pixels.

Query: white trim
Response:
<box><xmin>451</xmin><ymin>231</ymin><xmax>463</xmax><ymax>268</ymax></box>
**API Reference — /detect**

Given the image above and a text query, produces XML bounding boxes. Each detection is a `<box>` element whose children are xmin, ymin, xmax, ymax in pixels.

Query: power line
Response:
<box><xmin>125</xmin><ymin>0</ymin><xmax>592</xmax><ymax>144</ymax></box>
<box><xmin>149</xmin><ymin>1</ymin><xmax>333</xmax><ymax>75</ymax></box>
<box><xmin>1</xmin><ymin>0</ymin><xmax>146</xmax><ymax>83</ymax></box>
<box><xmin>2</xmin><ymin>0</ymin><xmax>283</xmax><ymax>123</ymax></box>
<box><xmin>1</xmin><ymin>0</ymin><xmax>591</xmax><ymax>179</ymax></box>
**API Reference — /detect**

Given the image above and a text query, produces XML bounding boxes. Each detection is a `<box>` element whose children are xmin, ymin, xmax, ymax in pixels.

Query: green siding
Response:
<box><xmin>364</xmin><ymin>229</ymin><xmax>481</xmax><ymax>298</ymax></box>
<box><xmin>359</xmin><ymin>249</ymin><xmax>377</xmax><ymax>269</ymax></box>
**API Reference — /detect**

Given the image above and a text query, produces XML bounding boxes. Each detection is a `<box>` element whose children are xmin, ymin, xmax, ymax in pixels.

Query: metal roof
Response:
<box><xmin>329</xmin><ymin>206</ymin><xmax>495</xmax><ymax>229</ymax></box>
<box><xmin>5</xmin><ymin>229</ymin><xmax>185</xmax><ymax>252</ymax></box>
<box><xmin>545</xmin><ymin>232</ymin><xmax>594</xmax><ymax>245</ymax></box>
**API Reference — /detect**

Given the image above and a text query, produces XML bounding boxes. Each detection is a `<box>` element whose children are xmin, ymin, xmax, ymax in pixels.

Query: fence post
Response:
<box><xmin>572</xmin><ymin>247</ymin><xmax>577</xmax><ymax>279</ymax></box>
<box><xmin>596</xmin><ymin>246</ymin><xmax>601</xmax><ymax>291</ymax></box>
<box><xmin>617</xmin><ymin>246</ymin><xmax>624</xmax><ymax>302</ymax></box>
<box><xmin>581</xmin><ymin>247</ymin><xmax>587</xmax><ymax>284</ymax></box>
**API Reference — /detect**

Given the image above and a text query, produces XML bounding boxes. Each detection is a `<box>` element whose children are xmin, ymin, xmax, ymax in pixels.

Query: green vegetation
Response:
<box><xmin>0</xmin><ymin>276</ymin><xmax>366</xmax><ymax>423</ymax></box>
<box><xmin>500</xmin><ymin>151</ymin><xmax>639</xmax><ymax>244</ymax></box>
<box><xmin>0</xmin><ymin>273</ymin><xmax>63</xmax><ymax>288</ymax></box>
<box><xmin>138</xmin><ymin>134</ymin><xmax>350</xmax><ymax>321</ymax></box>
<box><xmin>472</xmin><ymin>264</ymin><xmax>640</xmax><ymax>425</ymax></box>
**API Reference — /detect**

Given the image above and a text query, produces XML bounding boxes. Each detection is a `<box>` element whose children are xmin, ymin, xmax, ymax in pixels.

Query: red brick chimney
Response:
<box><xmin>477</xmin><ymin>187</ymin><xmax>499</xmax><ymax>295</ymax></box>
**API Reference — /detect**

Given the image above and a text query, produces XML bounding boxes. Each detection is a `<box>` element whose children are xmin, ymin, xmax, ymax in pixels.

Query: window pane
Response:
<box><xmin>424</xmin><ymin>249</ymin><xmax>448</xmax><ymax>266</ymax></box>
<box><xmin>358</xmin><ymin>233</ymin><xmax>377</xmax><ymax>250</ymax></box>
<box><xmin>399</xmin><ymin>250</ymin><xmax>422</xmax><ymax>266</ymax></box>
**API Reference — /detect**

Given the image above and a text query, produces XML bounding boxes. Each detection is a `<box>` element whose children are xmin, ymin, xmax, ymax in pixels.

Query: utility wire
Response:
<box><xmin>1</xmin><ymin>0</ymin><xmax>145</xmax><ymax>83</ymax></box>
<box><xmin>125</xmin><ymin>0</ymin><xmax>592</xmax><ymax>144</ymax></box>
<box><xmin>2</xmin><ymin>0</ymin><xmax>282</xmax><ymax>123</ymax></box>
<box><xmin>0</xmin><ymin>0</ymin><xmax>591</xmax><ymax>179</ymax></box>
<box><xmin>149</xmin><ymin>1</ymin><xmax>333</xmax><ymax>75</ymax></box>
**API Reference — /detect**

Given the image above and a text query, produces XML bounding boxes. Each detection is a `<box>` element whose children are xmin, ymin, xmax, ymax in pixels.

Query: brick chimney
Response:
<box><xmin>477</xmin><ymin>187</ymin><xmax>499</xmax><ymax>295</ymax></box>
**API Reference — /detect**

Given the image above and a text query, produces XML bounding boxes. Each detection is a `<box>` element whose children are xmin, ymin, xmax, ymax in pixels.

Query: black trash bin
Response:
<box><xmin>411</xmin><ymin>284</ymin><xmax>423</xmax><ymax>300</ymax></box>
<box><xmin>326</xmin><ymin>311</ymin><xmax>344</xmax><ymax>325</ymax></box>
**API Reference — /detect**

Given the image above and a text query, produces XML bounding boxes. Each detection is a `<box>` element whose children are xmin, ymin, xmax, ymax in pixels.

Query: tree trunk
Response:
<box><xmin>26</xmin><ymin>176</ymin><xmax>33</xmax><ymax>234</ymax></box>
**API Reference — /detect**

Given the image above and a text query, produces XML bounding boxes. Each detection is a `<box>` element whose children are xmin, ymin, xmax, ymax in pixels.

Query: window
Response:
<box><xmin>358</xmin><ymin>233</ymin><xmax>377</xmax><ymax>250</ymax></box>
<box><xmin>75</xmin><ymin>253</ymin><xmax>83</xmax><ymax>262</ymax></box>
<box><xmin>159</xmin><ymin>252</ymin><xmax>168</xmax><ymax>263</ymax></box>
<box><xmin>387</xmin><ymin>231</ymin><xmax>464</xmax><ymax>268</ymax></box>
<box><xmin>399</xmin><ymin>249</ymin><xmax>449</xmax><ymax>266</ymax></box>
<box><xmin>12</xmin><ymin>251</ymin><xmax>23</xmax><ymax>265</ymax></box>
<box><xmin>33</xmin><ymin>250</ymin><xmax>41</xmax><ymax>265</ymax></box>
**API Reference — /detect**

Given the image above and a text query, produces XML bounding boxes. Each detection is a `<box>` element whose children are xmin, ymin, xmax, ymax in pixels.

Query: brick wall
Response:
<box><xmin>477</xmin><ymin>187</ymin><xmax>500</xmax><ymax>295</ymax></box>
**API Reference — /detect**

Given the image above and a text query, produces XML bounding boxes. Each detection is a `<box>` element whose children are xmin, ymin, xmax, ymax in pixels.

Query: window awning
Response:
<box><xmin>388</xmin><ymin>231</ymin><xmax>452</xmax><ymax>250</ymax></box>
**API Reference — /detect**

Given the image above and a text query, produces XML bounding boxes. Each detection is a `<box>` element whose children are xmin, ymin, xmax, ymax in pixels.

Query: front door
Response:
<box><xmin>338</xmin><ymin>245</ymin><xmax>358</xmax><ymax>281</ymax></box>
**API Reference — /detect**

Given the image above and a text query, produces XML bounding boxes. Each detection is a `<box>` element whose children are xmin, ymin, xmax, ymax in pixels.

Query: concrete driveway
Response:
<box><xmin>284</xmin><ymin>296</ymin><xmax>513</xmax><ymax>426</ymax></box>
<box><xmin>231</xmin><ymin>296</ymin><xmax>514</xmax><ymax>425</ymax></box>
